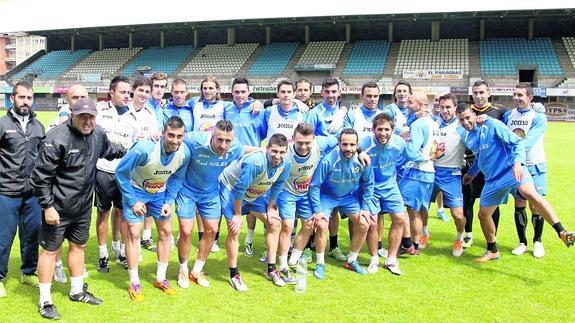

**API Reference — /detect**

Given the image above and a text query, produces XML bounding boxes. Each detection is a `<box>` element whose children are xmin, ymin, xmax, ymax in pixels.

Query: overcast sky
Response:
<box><xmin>0</xmin><ymin>0</ymin><xmax>571</xmax><ymax>34</ymax></box>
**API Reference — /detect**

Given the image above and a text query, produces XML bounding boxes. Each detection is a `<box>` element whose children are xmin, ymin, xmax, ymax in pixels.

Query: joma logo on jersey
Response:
<box><xmin>277</xmin><ymin>124</ymin><xmax>293</xmax><ymax>129</ymax></box>
<box><xmin>297</xmin><ymin>165</ymin><xmax>313</xmax><ymax>172</ymax></box>
<box><xmin>154</xmin><ymin>170</ymin><xmax>172</xmax><ymax>175</ymax></box>
<box><xmin>510</xmin><ymin>120</ymin><xmax>529</xmax><ymax>126</ymax></box>
<box><xmin>200</xmin><ymin>114</ymin><xmax>216</xmax><ymax>118</ymax></box>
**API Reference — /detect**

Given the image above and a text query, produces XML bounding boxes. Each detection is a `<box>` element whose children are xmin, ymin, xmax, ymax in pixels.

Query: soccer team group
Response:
<box><xmin>3</xmin><ymin>72</ymin><xmax>575</xmax><ymax>320</ymax></box>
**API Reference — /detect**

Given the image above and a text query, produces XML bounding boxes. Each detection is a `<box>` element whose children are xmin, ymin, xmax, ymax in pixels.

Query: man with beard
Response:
<box><xmin>457</xmin><ymin>105</ymin><xmax>574</xmax><ymax>263</ymax></box>
<box><xmin>309</xmin><ymin>128</ymin><xmax>374</xmax><ymax>275</ymax></box>
<box><xmin>359</xmin><ymin>113</ymin><xmax>425</xmax><ymax>275</ymax></box>
<box><xmin>0</xmin><ymin>81</ymin><xmax>45</xmax><ymax>298</ymax></box>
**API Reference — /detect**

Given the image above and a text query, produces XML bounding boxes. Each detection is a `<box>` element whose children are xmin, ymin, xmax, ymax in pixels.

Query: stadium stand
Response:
<box><xmin>10</xmin><ymin>49</ymin><xmax>91</xmax><ymax>81</ymax></box>
<box><xmin>480</xmin><ymin>38</ymin><xmax>563</xmax><ymax>76</ymax></box>
<box><xmin>343</xmin><ymin>40</ymin><xmax>390</xmax><ymax>76</ymax></box>
<box><xmin>247</xmin><ymin>43</ymin><xmax>299</xmax><ymax>76</ymax></box>
<box><xmin>120</xmin><ymin>45</ymin><xmax>194</xmax><ymax>77</ymax></box>
<box><xmin>61</xmin><ymin>47</ymin><xmax>142</xmax><ymax>79</ymax></box>
<box><xmin>295</xmin><ymin>41</ymin><xmax>345</xmax><ymax>69</ymax></box>
<box><xmin>563</xmin><ymin>37</ymin><xmax>575</xmax><ymax>70</ymax></box>
<box><xmin>394</xmin><ymin>39</ymin><xmax>469</xmax><ymax>75</ymax></box>
<box><xmin>178</xmin><ymin>43</ymin><xmax>258</xmax><ymax>78</ymax></box>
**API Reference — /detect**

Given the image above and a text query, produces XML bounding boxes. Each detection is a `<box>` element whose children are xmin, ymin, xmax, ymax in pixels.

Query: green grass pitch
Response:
<box><xmin>2</xmin><ymin>110</ymin><xmax>574</xmax><ymax>322</ymax></box>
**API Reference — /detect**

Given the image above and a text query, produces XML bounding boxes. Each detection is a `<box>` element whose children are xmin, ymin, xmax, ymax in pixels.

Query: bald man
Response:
<box><xmin>48</xmin><ymin>85</ymin><xmax>89</xmax><ymax>131</ymax></box>
<box><xmin>398</xmin><ymin>92</ymin><xmax>441</xmax><ymax>255</ymax></box>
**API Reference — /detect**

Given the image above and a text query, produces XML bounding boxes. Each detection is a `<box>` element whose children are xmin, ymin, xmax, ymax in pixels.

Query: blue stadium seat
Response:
<box><xmin>480</xmin><ymin>38</ymin><xmax>563</xmax><ymax>76</ymax></box>
<box><xmin>121</xmin><ymin>46</ymin><xmax>194</xmax><ymax>76</ymax></box>
<box><xmin>247</xmin><ymin>43</ymin><xmax>298</xmax><ymax>76</ymax></box>
<box><xmin>343</xmin><ymin>40</ymin><xmax>390</xmax><ymax>75</ymax></box>
<box><xmin>11</xmin><ymin>49</ymin><xmax>91</xmax><ymax>80</ymax></box>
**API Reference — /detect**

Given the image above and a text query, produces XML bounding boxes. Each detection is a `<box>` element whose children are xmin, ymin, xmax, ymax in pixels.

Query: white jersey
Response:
<box><xmin>130</xmin><ymin>140</ymin><xmax>186</xmax><ymax>194</ymax></box>
<box><xmin>284</xmin><ymin>141</ymin><xmax>321</xmax><ymax>196</ymax></box>
<box><xmin>121</xmin><ymin>104</ymin><xmax>161</xmax><ymax>142</ymax></box>
<box><xmin>266</xmin><ymin>105</ymin><xmax>303</xmax><ymax>142</ymax></box>
<box><xmin>350</xmin><ymin>107</ymin><xmax>383</xmax><ymax>139</ymax></box>
<box><xmin>47</xmin><ymin>104</ymin><xmax>71</xmax><ymax>132</ymax></box>
<box><xmin>506</xmin><ymin>108</ymin><xmax>546</xmax><ymax>165</ymax></box>
<box><xmin>96</xmin><ymin>101</ymin><xmax>132</xmax><ymax>173</ymax></box>
<box><xmin>434</xmin><ymin>118</ymin><xmax>465</xmax><ymax>169</ymax></box>
<box><xmin>192</xmin><ymin>99</ymin><xmax>224</xmax><ymax>132</ymax></box>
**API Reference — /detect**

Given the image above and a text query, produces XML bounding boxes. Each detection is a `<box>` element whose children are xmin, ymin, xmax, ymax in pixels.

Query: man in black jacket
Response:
<box><xmin>30</xmin><ymin>98</ymin><xmax>125</xmax><ymax>320</ymax></box>
<box><xmin>0</xmin><ymin>81</ymin><xmax>45</xmax><ymax>298</ymax></box>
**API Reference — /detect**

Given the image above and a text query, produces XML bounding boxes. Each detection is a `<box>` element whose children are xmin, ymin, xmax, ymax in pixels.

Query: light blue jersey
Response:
<box><xmin>359</xmin><ymin>134</ymin><xmax>424</xmax><ymax>192</ymax></box>
<box><xmin>188</xmin><ymin>96</ymin><xmax>225</xmax><ymax>132</ymax></box>
<box><xmin>144</xmin><ymin>97</ymin><xmax>165</xmax><ymax>131</ymax></box>
<box><xmin>115</xmin><ymin>139</ymin><xmax>190</xmax><ymax>222</ymax></box>
<box><xmin>402</xmin><ymin>116</ymin><xmax>437</xmax><ymax>183</ymax></box>
<box><xmin>503</xmin><ymin>107</ymin><xmax>548</xmax><ymax>195</ymax></box>
<box><xmin>502</xmin><ymin>107</ymin><xmax>547</xmax><ymax>166</ymax></box>
<box><xmin>309</xmin><ymin>148</ymin><xmax>374</xmax><ymax>215</ymax></box>
<box><xmin>182</xmin><ymin>131</ymin><xmax>244</xmax><ymax>196</ymax></box>
<box><xmin>343</xmin><ymin>105</ymin><xmax>384</xmax><ymax>139</ymax></box>
<box><xmin>277</xmin><ymin>136</ymin><xmax>338</xmax><ymax>220</ymax></box>
<box><xmin>220</xmin><ymin>150</ymin><xmax>291</xmax><ymax>203</ymax></box>
<box><xmin>164</xmin><ymin>99</ymin><xmax>194</xmax><ymax>132</ymax></box>
<box><xmin>398</xmin><ymin>115</ymin><xmax>438</xmax><ymax>212</ymax></box>
<box><xmin>306</xmin><ymin>100</ymin><xmax>343</xmax><ymax>136</ymax></box>
<box><xmin>263</xmin><ymin>104</ymin><xmax>305</xmax><ymax>141</ymax></box>
<box><xmin>383</xmin><ymin>102</ymin><xmax>410</xmax><ymax>135</ymax></box>
<box><xmin>219</xmin><ymin>150</ymin><xmax>291</xmax><ymax>219</ymax></box>
<box><xmin>174</xmin><ymin>131</ymin><xmax>244</xmax><ymax>219</ymax></box>
<box><xmin>224</xmin><ymin>99</ymin><xmax>266</xmax><ymax>146</ymax></box>
<box><xmin>457</xmin><ymin>116</ymin><xmax>525</xmax><ymax>181</ymax></box>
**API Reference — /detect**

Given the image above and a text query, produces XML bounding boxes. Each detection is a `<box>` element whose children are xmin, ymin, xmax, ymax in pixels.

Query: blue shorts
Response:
<box><xmin>399</xmin><ymin>177</ymin><xmax>434</xmax><ymax>212</ymax></box>
<box><xmin>277</xmin><ymin>190</ymin><xmax>313</xmax><ymax>220</ymax></box>
<box><xmin>122</xmin><ymin>188</ymin><xmax>167</xmax><ymax>224</ymax></box>
<box><xmin>480</xmin><ymin>166</ymin><xmax>533</xmax><ymax>207</ymax></box>
<box><xmin>320</xmin><ymin>194</ymin><xmax>360</xmax><ymax>218</ymax></box>
<box><xmin>528</xmin><ymin>164</ymin><xmax>547</xmax><ymax>196</ymax></box>
<box><xmin>220</xmin><ymin>185</ymin><xmax>268</xmax><ymax>220</ymax></box>
<box><xmin>431</xmin><ymin>167</ymin><xmax>464</xmax><ymax>208</ymax></box>
<box><xmin>176</xmin><ymin>188</ymin><xmax>221</xmax><ymax>220</ymax></box>
<box><xmin>369</xmin><ymin>186</ymin><xmax>405</xmax><ymax>215</ymax></box>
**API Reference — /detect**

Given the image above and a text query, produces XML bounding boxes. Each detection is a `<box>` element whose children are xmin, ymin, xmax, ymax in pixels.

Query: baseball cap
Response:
<box><xmin>72</xmin><ymin>98</ymin><xmax>98</xmax><ymax>116</ymax></box>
